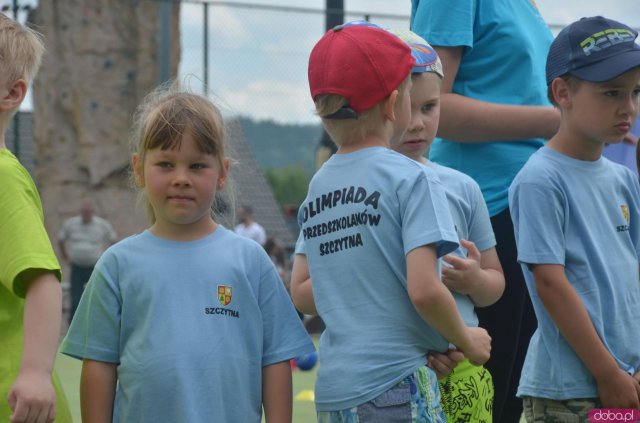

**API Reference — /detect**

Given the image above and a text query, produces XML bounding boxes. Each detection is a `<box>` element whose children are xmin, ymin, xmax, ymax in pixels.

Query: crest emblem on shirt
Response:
<box><xmin>621</xmin><ymin>204</ymin><xmax>630</xmax><ymax>224</ymax></box>
<box><xmin>217</xmin><ymin>285</ymin><xmax>232</xmax><ymax>306</ymax></box>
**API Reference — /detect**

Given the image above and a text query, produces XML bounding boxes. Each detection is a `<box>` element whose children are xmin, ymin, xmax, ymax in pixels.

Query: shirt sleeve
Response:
<box><xmin>258</xmin><ymin>251</ymin><xmax>314</xmax><ymax>366</ymax></box>
<box><xmin>401</xmin><ymin>172</ymin><xmax>459</xmax><ymax>257</ymax></box>
<box><xmin>104</xmin><ymin>219</ymin><xmax>117</xmax><ymax>243</ymax></box>
<box><xmin>510</xmin><ymin>181</ymin><xmax>566</xmax><ymax>265</ymax></box>
<box><xmin>60</xmin><ymin>252</ymin><xmax>121</xmax><ymax>363</ymax></box>
<box><xmin>467</xmin><ymin>180</ymin><xmax>496</xmax><ymax>252</ymax></box>
<box><xmin>0</xmin><ymin>161</ymin><xmax>60</xmax><ymax>297</ymax></box>
<box><xmin>411</xmin><ymin>0</ymin><xmax>476</xmax><ymax>48</ymax></box>
<box><xmin>294</xmin><ymin>230</ymin><xmax>306</xmax><ymax>256</ymax></box>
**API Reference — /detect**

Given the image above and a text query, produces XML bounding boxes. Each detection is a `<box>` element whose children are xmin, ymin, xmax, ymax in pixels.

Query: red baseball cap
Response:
<box><xmin>308</xmin><ymin>21</ymin><xmax>415</xmax><ymax>117</ymax></box>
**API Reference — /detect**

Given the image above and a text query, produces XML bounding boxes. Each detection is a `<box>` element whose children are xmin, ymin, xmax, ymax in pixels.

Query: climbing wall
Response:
<box><xmin>30</xmin><ymin>1</ymin><xmax>180</xmax><ymax>246</ymax></box>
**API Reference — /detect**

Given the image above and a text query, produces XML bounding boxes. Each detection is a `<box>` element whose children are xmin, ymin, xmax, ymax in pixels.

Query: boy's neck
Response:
<box><xmin>337</xmin><ymin>134</ymin><xmax>390</xmax><ymax>154</ymax></box>
<box><xmin>546</xmin><ymin>130</ymin><xmax>605</xmax><ymax>162</ymax></box>
<box><xmin>0</xmin><ymin>134</ymin><xmax>5</xmax><ymax>149</ymax></box>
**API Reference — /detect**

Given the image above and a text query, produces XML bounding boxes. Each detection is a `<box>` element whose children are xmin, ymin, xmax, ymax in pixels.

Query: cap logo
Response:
<box><xmin>580</xmin><ymin>28</ymin><xmax>635</xmax><ymax>56</ymax></box>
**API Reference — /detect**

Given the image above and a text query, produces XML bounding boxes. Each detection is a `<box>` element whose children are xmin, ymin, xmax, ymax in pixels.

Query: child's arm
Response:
<box><xmin>80</xmin><ymin>360</ymin><xmax>117</xmax><ymax>423</ymax></box>
<box><xmin>407</xmin><ymin>245</ymin><xmax>491</xmax><ymax>366</ymax></box>
<box><xmin>533</xmin><ymin>264</ymin><xmax>640</xmax><ymax>407</ymax></box>
<box><xmin>262</xmin><ymin>361</ymin><xmax>292</xmax><ymax>423</ymax></box>
<box><xmin>8</xmin><ymin>270</ymin><xmax>61</xmax><ymax>423</ymax></box>
<box><xmin>442</xmin><ymin>240</ymin><xmax>505</xmax><ymax>307</ymax></box>
<box><xmin>290</xmin><ymin>254</ymin><xmax>318</xmax><ymax>316</ymax></box>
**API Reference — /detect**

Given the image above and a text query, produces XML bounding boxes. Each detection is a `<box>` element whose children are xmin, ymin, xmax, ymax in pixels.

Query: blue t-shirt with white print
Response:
<box><xmin>61</xmin><ymin>226</ymin><xmax>314</xmax><ymax>423</ymax></box>
<box><xmin>426</xmin><ymin>161</ymin><xmax>496</xmax><ymax>327</ymax></box>
<box><xmin>509</xmin><ymin>147</ymin><xmax>640</xmax><ymax>400</ymax></box>
<box><xmin>295</xmin><ymin>147</ymin><xmax>458</xmax><ymax>411</ymax></box>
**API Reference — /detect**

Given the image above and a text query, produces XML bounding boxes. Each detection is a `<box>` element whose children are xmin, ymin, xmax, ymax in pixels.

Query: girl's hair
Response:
<box><xmin>315</xmin><ymin>75</ymin><xmax>411</xmax><ymax>147</ymax></box>
<box><xmin>130</xmin><ymin>82</ymin><xmax>233</xmax><ymax>223</ymax></box>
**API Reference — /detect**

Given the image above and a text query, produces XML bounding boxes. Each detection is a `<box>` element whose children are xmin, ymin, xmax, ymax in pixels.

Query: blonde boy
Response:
<box><xmin>388</xmin><ymin>29</ymin><xmax>505</xmax><ymax>421</ymax></box>
<box><xmin>0</xmin><ymin>13</ymin><xmax>72</xmax><ymax>423</ymax></box>
<box><xmin>291</xmin><ymin>21</ymin><xmax>491</xmax><ymax>422</ymax></box>
<box><xmin>510</xmin><ymin>16</ymin><xmax>640</xmax><ymax>418</ymax></box>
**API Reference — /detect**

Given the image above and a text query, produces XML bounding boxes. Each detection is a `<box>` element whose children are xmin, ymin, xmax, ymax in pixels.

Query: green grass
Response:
<box><xmin>54</xmin><ymin>353</ymin><xmax>319</xmax><ymax>423</ymax></box>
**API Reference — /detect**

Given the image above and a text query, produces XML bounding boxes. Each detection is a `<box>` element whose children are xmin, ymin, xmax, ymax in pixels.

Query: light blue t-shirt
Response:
<box><xmin>61</xmin><ymin>226</ymin><xmax>314</xmax><ymax>423</ymax></box>
<box><xmin>411</xmin><ymin>0</ymin><xmax>553</xmax><ymax>216</ymax></box>
<box><xmin>509</xmin><ymin>147</ymin><xmax>640</xmax><ymax>400</ymax></box>
<box><xmin>295</xmin><ymin>147</ymin><xmax>459</xmax><ymax>411</ymax></box>
<box><xmin>426</xmin><ymin>162</ymin><xmax>496</xmax><ymax>327</ymax></box>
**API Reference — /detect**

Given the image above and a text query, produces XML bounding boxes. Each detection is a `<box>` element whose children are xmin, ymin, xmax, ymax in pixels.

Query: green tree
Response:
<box><xmin>265</xmin><ymin>166</ymin><xmax>310</xmax><ymax>208</ymax></box>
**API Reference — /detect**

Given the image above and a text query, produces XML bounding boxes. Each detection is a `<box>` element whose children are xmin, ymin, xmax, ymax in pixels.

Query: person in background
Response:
<box><xmin>234</xmin><ymin>205</ymin><xmax>267</xmax><ymax>246</ymax></box>
<box><xmin>411</xmin><ymin>1</ymin><xmax>561</xmax><ymax>420</ymax></box>
<box><xmin>264</xmin><ymin>237</ymin><xmax>289</xmax><ymax>283</ymax></box>
<box><xmin>0</xmin><ymin>12</ymin><xmax>72</xmax><ymax>423</ymax></box>
<box><xmin>510</xmin><ymin>16</ymin><xmax>640</xmax><ymax>418</ymax></box>
<box><xmin>58</xmin><ymin>200</ymin><xmax>117</xmax><ymax>324</ymax></box>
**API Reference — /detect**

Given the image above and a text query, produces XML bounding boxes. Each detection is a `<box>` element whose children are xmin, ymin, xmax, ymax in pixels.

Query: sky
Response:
<box><xmin>177</xmin><ymin>0</ymin><xmax>640</xmax><ymax>124</ymax></box>
<box><xmin>17</xmin><ymin>1</ymin><xmax>640</xmax><ymax>121</ymax></box>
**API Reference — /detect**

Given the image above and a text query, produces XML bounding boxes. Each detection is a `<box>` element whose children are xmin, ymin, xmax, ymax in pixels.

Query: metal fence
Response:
<box><xmin>177</xmin><ymin>1</ymin><xmax>412</xmax><ymax>125</ymax></box>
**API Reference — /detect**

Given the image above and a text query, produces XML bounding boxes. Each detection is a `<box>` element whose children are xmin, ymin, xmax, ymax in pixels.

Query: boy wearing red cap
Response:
<box><xmin>291</xmin><ymin>21</ymin><xmax>491</xmax><ymax>422</ymax></box>
<box><xmin>510</xmin><ymin>16</ymin><xmax>640</xmax><ymax>418</ymax></box>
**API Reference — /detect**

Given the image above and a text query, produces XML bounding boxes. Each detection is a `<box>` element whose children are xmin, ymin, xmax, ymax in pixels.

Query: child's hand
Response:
<box><xmin>634</xmin><ymin>370</ymin><xmax>640</xmax><ymax>384</ymax></box>
<box><xmin>459</xmin><ymin>326</ymin><xmax>491</xmax><ymax>366</ymax></box>
<box><xmin>427</xmin><ymin>349</ymin><xmax>465</xmax><ymax>380</ymax></box>
<box><xmin>442</xmin><ymin>239</ymin><xmax>482</xmax><ymax>295</ymax></box>
<box><xmin>8</xmin><ymin>370</ymin><xmax>56</xmax><ymax>423</ymax></box>
<box><xmin>596</xmin><ymin>368</ymin><xmax>640</xmax><ymax>408</ymax></box>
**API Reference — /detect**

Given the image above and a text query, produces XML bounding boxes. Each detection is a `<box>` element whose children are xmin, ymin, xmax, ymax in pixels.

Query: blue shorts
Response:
<box><xmin>317</xmin><ymin>366</ymin><xmax>447</xmax><ymax>423</ymax></box>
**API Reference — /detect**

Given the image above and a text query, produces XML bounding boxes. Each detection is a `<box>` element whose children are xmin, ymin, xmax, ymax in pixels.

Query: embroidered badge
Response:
<box><xmin>621</xmin><ymin>204</ymin><xmax>630</xmax><ymax>224</ymax></box>
<box><xmin>217</xmin><ymin>285</ymin><xmax>232</xmax><ymax>306</ymax></box>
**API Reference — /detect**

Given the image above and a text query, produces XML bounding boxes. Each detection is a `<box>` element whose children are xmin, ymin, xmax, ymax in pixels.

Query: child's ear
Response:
<box><xmin>131</xmin><ymin>154</ymin><xmax>145</xmax><ymax>187</ymax></box>
<box><xmin>0</xmin><ymin>79</ymin><xmax>27</xmax><ymax>113</ymax></box>
<box><xmin>382</xmin><ymin>89</ymin><xmax>399</xmax><ymax>122</ymax></box>
<box><xmin>551</xmin><ymin>78</ymin><xmax>572</xmax><ymax>109</ymax></box>
<box><xmin>217</xmin><ymin>159</ymin><xmax>230</xmax><ymax>190</ymax></box>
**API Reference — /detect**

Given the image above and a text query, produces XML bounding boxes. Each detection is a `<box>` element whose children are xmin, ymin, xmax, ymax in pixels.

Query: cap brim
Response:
<box><xmin>572</xmin><ymin>48</ymin><xmax>640</xmax><ymax>82</ymax></box>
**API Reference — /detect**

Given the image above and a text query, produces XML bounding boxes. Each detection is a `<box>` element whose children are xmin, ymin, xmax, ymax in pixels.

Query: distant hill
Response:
<box><xmin>231</xmin><ymin>116</ymin><xmax>323</xmax><ymax>175</ymax></box>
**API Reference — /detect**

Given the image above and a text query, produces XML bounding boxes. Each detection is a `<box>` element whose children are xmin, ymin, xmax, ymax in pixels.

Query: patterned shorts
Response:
<box><xmin>439</xmin><ymin>359</ymin><xmax>493</xmax><ymax>423</ymax></box>
<box><xmin>522</xmin><ymin>396</ymin><xmax>601</xmax><ymax>422</ymax></box>
<box><xmin>317</xmin><ymin>366</ymin><xmax>446</xmax><ymax>423</ymax></box>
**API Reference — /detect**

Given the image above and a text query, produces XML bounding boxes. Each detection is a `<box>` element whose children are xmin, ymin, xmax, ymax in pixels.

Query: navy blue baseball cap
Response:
<box><xmin>546</xmin><ymin>16</ymin><xmax>640</xmax><ymax>84</ymax></box>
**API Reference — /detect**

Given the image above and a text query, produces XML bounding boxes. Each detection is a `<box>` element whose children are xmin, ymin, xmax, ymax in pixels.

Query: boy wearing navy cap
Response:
<box><xmin>291</xmin><ymin>21</ymin><xmax>491</xmax><ymax>421</ymax></box>
<box><xmin>509</xmin><ymin>16</ymin><xmax>640</xmax><ymax>418</ymax></box>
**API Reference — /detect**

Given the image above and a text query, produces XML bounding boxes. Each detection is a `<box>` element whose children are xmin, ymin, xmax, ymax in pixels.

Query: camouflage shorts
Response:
<box><xmin>522</xmin><ymin>396</ymin><xmax>601</xmax><ymax>422</ymax></box>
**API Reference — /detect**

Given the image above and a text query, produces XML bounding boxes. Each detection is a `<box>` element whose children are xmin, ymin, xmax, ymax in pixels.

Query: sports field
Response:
<box><xmin>54</xmin><ymin>352</ymin><xmax>319</xmax><ymax>423</ymax></box>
